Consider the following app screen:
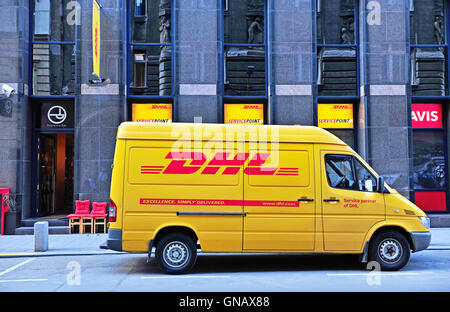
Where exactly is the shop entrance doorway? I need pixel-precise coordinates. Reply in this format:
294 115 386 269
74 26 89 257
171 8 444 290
35 133 74 217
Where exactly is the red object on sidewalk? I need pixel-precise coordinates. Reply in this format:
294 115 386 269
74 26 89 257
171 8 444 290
67 200 91 218
0 188 10 235
91 202 108 233
91 202 108 217
68 200 91 234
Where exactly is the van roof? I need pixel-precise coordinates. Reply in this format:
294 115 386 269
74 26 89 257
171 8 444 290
117 122 347 145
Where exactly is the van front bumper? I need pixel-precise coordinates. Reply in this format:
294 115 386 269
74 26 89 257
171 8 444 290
100 229 122 251
410 231 431 252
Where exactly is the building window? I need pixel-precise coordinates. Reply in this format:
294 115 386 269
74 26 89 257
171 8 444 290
412 103 448 212
31 0 76 96
128 0 172 96
410 0 448 96
318 103 356 149
223 0 266 97
316 0 358 97
133 51 148 88
135 0 147 17
315 1 358 150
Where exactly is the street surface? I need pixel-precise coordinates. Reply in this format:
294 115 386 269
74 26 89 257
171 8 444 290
0 249 449 292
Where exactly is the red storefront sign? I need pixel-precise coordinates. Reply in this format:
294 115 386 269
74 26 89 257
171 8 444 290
415 191 447 212
412 104 442 128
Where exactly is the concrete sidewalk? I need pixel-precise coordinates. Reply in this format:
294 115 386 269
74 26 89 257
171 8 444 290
0 233 126 257
0 229 448 258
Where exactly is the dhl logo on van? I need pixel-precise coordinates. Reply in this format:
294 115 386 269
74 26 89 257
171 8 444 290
140 152 299 176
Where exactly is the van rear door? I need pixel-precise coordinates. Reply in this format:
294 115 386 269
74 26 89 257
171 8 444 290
243 142 315 251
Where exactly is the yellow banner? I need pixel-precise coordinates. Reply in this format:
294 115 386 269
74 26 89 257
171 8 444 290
132 104 173 123
318 104 353 129
92 0 101 78
224 104 264 125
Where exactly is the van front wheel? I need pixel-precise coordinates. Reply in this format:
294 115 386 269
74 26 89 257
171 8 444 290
155 233 197 274
368 230 410 271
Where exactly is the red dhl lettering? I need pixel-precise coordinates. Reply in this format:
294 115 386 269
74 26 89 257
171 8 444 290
151 105 170 109
139 152 299 176
332 105 351 109
243 105 261 109
94 28 98 57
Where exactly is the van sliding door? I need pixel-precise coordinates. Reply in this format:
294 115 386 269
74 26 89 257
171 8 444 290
243 142 316 251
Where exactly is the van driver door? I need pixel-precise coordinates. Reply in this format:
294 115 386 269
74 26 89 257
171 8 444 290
320 152 385 251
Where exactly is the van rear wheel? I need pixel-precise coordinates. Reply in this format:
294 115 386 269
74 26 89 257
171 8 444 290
368 230 410 271
155 233 197 274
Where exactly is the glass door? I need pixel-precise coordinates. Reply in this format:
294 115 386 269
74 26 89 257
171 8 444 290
36 134 56 217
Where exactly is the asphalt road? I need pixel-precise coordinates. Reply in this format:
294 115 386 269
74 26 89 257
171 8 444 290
0 249 449 292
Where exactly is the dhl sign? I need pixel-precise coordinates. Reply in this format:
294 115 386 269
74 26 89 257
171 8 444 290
224 104 264 125
132 103 172 123
318 103 354 129
140 152 298 176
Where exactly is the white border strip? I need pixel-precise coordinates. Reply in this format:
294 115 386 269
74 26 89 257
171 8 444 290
369 85 406 96
179 84 217 96
275 84 312 96
81 83 120 95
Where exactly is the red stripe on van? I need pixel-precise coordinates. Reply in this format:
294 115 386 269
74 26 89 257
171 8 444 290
139 198 300 207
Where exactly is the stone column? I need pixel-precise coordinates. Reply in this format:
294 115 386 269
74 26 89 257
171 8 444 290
0 0 31 223
74 0 124 205
159 0 172 96
360 0 412 198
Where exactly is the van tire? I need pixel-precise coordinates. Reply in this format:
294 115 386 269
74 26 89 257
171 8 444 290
155 233 197 274
368 230 410 271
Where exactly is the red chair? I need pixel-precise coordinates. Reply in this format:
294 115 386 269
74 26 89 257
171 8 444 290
68 200 91 234
91 202 108 233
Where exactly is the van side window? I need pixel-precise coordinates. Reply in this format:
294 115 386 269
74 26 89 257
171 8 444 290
325 155 377 192
325 155 356 190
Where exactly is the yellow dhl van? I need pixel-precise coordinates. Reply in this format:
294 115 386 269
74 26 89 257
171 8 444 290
103 122 431 274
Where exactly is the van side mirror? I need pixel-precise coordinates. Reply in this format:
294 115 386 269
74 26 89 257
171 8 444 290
376 176 385 193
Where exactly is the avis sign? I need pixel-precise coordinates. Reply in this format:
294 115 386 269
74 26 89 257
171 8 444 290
412 104 442 129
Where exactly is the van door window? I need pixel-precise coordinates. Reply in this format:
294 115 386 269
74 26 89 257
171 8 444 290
325 155 356 190
354 158 377 192
325 154 377 192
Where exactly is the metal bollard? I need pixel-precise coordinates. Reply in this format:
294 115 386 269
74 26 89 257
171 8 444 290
34 221 49 252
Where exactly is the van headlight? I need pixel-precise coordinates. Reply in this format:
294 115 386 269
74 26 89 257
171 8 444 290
419 216 430 229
